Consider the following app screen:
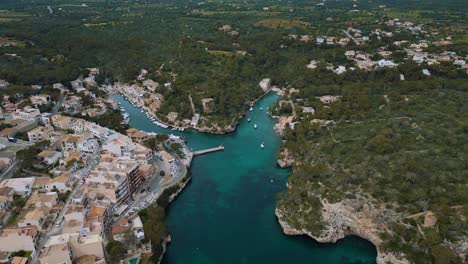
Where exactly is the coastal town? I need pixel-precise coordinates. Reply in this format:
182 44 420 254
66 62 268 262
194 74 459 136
0 0 466 263
0 72 201 263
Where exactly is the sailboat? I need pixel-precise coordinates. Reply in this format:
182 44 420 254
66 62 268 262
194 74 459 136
254 124 258 129
260 142 265 149
247 118 251 123
249 107 253 112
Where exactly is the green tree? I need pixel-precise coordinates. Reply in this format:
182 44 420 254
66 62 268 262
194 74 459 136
431 245 461 264
106 240 125 263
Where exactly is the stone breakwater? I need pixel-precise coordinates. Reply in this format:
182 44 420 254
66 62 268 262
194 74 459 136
275 200 410 264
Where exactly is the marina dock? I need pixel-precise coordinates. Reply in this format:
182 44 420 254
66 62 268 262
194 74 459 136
193 145 225 156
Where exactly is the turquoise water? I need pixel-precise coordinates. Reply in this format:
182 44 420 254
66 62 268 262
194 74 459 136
116 93 377 264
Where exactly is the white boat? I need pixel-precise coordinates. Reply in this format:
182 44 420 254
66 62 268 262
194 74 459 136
250 107 253 111
260 107 263 111
247 118 251 122
254 124 258 129
260 142 264 148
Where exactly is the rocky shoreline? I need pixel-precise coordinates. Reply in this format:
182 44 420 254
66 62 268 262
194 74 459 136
156 174 192 264
275 203 410 264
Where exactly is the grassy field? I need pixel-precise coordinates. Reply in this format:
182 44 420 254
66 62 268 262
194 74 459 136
255 18 310 29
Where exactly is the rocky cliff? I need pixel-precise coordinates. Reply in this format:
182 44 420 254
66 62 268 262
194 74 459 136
275 198 410 264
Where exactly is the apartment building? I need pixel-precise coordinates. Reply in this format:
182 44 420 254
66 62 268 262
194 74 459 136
0 177 36 196
30 94 51 106
0 226 39 252
39 243 72 264
27 125 54 143
60 132 98 157
46 233 105 262
102 134 152 164
12 106 41 121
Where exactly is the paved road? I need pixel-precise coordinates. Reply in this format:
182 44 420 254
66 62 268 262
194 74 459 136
30 149 101 264
0 137 32 148
51 93 65 116
0 162 17 180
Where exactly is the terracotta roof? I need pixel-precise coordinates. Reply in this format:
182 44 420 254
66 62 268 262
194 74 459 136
37 149 57 158
0 127 17 137
0 226 38 237
87 205 106 218
112 224 131 236
61 134 80 143
54 172 72 183
39 242 69 258
74 255 97 264
118 218 128 226
0 186 14 196
64 151 81 163
33 177 54 187
11 257 28 264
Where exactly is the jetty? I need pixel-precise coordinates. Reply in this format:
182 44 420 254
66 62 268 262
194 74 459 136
193 145 225 156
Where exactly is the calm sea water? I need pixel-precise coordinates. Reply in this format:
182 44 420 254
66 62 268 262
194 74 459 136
115 93 377 264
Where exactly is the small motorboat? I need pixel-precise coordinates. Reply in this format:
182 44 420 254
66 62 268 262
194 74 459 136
260 142 264 148
260 107 263 111
254 124 258 129
247 118 251 122
250 107 253 111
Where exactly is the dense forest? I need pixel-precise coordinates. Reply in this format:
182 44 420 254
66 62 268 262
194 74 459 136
1 0 466 126
276 79 467 263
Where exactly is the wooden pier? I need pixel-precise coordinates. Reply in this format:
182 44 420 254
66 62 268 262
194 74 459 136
193 145 225 156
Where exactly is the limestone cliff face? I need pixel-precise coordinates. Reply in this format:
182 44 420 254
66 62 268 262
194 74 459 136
275 199 410 264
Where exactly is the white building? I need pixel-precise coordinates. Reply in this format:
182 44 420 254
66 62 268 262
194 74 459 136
422 69 431 76
454 60 466 66
0 177 36 196
37 149 63 166
345 50 355 57
30 94 51 106
28 125 54 143
316 37 324 44
12 107 41 121
377 59 397 68
334 65 347 74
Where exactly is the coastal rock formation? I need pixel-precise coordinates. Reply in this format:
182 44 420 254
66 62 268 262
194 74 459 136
275 199 410 264
277 148 294 168
272 116 294 136
259 78 271 92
